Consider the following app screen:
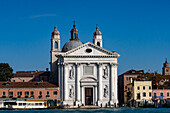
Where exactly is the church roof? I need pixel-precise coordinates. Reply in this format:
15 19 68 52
62 39 83 52
62 23 83 52
0 82 58 88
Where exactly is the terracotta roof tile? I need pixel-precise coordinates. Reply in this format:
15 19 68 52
0 82 58 88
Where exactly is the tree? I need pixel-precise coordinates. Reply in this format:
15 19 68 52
0 63 13 81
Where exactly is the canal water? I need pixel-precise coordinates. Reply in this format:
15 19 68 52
0 108 169 113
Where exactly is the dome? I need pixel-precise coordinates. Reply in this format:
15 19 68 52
62 39 83 52
52 30 60 35
93 30 101 35
93 25 101 35
52 26 60 35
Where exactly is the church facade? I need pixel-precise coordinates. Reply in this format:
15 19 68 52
50 24 120 106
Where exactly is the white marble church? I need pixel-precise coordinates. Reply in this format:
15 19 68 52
50 23 120 107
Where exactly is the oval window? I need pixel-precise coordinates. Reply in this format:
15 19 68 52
86 49 92 53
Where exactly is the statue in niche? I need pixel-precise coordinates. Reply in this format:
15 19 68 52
104 85 108 97
103 66 108 79
69 66 74 79
69 85 74 98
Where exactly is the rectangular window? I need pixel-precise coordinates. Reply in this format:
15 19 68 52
137 86 140 90
19 103 22 106
47 91 49 95
53 91 58 95
126 77 129 81
23 103 26 106
31 91 34 96
143 92 146 97
160 92 163 96
149 86 151 90
18 91 22 96
137 93 140 99
149 92 152 97
3 92 5 96
154 92 156 98
167 92 169 97
25 91 29 96
9 92 13 96
84 66 94 75
143 86 145 90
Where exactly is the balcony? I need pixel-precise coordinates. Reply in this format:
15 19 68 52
39 95 42 98
2 95 6 98
46 94 50 97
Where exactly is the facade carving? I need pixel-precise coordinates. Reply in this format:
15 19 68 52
103 66 108 79
69 85 74 98
104 85 108 97
69 66 74 79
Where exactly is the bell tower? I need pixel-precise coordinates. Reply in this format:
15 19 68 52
93 24 102 47
162 58 170 75
50 25 60 83
51 25 60 51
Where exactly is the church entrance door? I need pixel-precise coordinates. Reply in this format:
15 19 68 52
85 88 93 105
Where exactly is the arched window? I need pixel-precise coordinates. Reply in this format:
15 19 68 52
55 42 58 49
39 91 42 96
74 33 76 39
97 42 100 46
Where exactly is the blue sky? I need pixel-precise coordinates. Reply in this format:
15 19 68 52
0 0 170 74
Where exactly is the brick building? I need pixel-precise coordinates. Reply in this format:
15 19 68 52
0 82 59 100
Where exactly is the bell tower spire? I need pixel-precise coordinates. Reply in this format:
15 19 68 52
93 24 102 47
162 58 170 75
70 21 79 40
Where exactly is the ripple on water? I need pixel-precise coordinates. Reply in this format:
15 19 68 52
0 108 169 113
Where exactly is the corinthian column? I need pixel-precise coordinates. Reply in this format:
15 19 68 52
110 63 114 105
98 63 102 103
64 63 68 101
76 63 81 105
110 63 118 105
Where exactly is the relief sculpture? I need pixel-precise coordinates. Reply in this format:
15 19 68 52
103 66 108 79
104 85 108 97
69 85 74 98
69 66 74 79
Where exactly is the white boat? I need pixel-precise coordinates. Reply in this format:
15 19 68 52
0 99 47 109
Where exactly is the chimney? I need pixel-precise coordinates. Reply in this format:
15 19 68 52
46 68 49 71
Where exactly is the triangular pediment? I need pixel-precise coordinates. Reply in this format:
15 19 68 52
62 42 120 57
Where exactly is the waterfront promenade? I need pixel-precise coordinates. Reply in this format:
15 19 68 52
0 108 169 113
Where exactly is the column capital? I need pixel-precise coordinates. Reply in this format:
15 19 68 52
97 62 102 66
110 63 118 66
63 63 68 66
75 62 81 66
